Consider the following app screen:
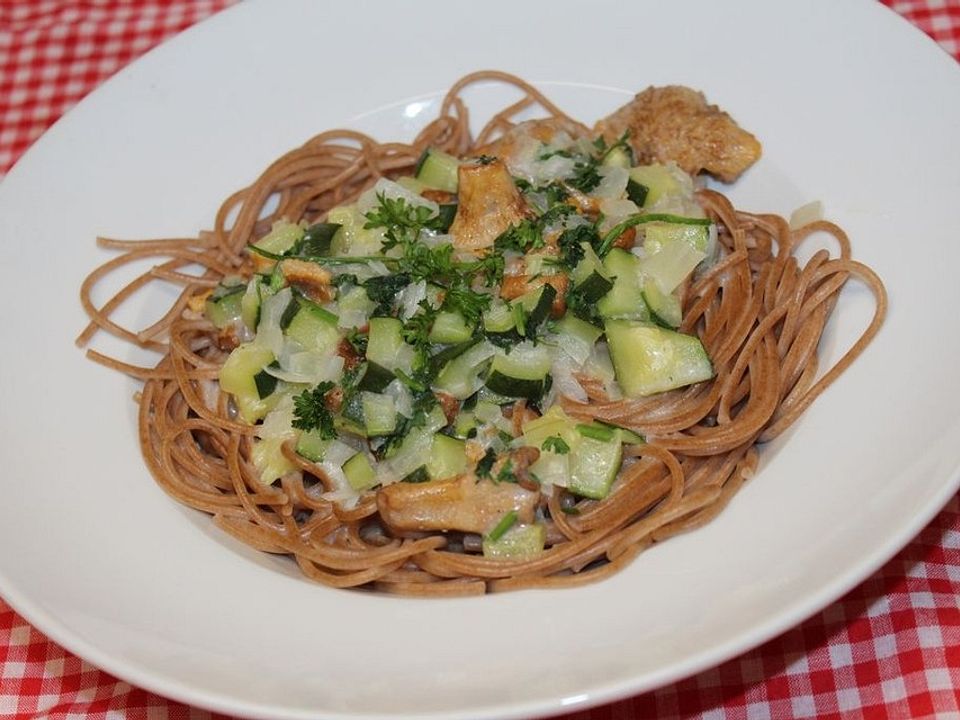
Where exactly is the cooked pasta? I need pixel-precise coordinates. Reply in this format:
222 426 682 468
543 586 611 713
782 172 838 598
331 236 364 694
77 71 886 595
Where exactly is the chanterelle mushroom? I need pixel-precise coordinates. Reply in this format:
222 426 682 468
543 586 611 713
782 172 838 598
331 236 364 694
594 85 762 183
280 258 334 303
449 158 528 252
377 475 538 534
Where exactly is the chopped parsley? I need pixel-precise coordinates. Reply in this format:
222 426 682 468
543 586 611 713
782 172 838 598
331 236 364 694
541 435 570 454
592 130 632 163
377 389 439 456
475 448 497 479
569 161 602 193
495 218 544 253
363 193 446 249
496 459 518 483
292 382 337 438
556 224 600 269
565 283 604 325
363 273 410 316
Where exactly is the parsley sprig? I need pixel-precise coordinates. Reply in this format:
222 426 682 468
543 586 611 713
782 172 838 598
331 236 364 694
364 193 446 250
292 381 337 438
364 194 498 328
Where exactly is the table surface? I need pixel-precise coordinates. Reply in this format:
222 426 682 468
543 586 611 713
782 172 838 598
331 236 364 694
1 1 959 718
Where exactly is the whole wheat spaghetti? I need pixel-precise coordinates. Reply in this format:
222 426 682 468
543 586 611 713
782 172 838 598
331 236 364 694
78 71 886 596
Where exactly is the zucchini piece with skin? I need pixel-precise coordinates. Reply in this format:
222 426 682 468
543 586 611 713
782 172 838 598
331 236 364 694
568 427 623 500
253 369 278 399
436 203 458 232
570 243 614 304
343 453 378 492
361 391 398 436
295 429 329 462
513 283 556 338
641 278 682 329
434 340 496 400
426 434 467 480
298 222 341 257
415 148 460 193
628 164 682 209
241 277 264 332
482 523 546 559
428 338 480 375
252 220 304 256
428 310 474 344
219 343 277 423
451 411 478 439
357 361 397 393
605 320 714 397
205 285 244 329
366 317 415 375
484 343 553 400
600 144 633 169
598 248 651 321
327 204 385 256
285 296 340 352
482 299 520 345
626 178 649 206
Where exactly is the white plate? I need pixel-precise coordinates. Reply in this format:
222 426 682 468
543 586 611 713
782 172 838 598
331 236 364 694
1 1 959 718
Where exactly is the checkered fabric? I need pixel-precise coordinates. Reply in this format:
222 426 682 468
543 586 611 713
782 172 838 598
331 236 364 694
886 0 960 58
0 0 234 174
1 1 959 718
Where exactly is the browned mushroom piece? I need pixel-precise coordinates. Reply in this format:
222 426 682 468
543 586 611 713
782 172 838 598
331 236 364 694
594 86 762 183
449 158 529 252
499 272 568 318
502 445 541 492
377 475 539 534
280 258 334 303
434 391 460 426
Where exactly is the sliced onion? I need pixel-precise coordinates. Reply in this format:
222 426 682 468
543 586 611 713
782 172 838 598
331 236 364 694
252 287 291 358
255 395 295 441
318 463 361 509
383 380 414 418
381 429 433 481
551 356 588 402
592 166 629 199
338 308 370 329
543 331 591 368
323 440 358 467
529 450 569 489
398 280 427 321
267 348 343 385
504 133 578 184
357 177 439 216
598 198 641 233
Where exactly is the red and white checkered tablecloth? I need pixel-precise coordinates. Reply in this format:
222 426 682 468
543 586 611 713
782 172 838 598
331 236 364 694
1 1 959 718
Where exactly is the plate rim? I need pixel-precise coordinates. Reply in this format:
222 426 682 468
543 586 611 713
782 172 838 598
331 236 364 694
2 1 960 718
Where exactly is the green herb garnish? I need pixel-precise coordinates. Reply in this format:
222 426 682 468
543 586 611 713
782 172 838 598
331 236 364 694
364 194 446 249
487 510 518 542
541 435 570 454
475 448 497 479
292 382 337 438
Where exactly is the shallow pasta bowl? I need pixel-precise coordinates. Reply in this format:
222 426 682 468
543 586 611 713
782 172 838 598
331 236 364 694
0 1 959 718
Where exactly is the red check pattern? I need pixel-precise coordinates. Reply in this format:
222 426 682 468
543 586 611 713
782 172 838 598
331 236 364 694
1 2 959 718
